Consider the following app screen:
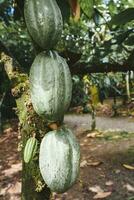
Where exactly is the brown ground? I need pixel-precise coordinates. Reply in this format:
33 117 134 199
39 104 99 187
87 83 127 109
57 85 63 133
0 116 134 200
0 119 21 200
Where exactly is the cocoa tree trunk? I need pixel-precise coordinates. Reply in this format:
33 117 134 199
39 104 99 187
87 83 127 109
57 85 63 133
1 52 51 200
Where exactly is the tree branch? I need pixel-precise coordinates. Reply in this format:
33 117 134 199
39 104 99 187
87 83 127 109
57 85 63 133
70 62 134 75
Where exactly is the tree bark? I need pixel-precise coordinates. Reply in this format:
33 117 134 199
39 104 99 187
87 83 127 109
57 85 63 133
1 51 51 200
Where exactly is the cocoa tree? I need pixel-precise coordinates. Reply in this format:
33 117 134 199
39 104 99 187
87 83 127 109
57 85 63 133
1 0 134 199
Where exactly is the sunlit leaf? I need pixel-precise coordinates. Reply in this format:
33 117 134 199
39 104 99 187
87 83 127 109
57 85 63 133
124 183 134 192
80 160 88 168
89 185 103 193
79 0 94 19
93 191 112 199
105 181 114 186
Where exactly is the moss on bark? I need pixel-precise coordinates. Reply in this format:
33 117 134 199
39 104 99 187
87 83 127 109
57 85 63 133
1 52 51 200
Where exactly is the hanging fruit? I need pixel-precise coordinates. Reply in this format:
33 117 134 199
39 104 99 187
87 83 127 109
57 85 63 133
24 0 63 49
39 127 80 193
30 51 72 123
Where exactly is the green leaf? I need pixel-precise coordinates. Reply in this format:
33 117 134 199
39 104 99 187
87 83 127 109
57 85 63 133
109 8 134 26
79 0 94 19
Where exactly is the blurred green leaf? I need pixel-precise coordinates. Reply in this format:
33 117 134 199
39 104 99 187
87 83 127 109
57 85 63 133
0 0 5 4
79 0 94 19
109 8 134 26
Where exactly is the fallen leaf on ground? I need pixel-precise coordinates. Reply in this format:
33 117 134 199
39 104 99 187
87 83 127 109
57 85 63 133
80 160 88 168
105 181 114 186
123 164 134 170
80 143 84 146
87 161 102 167
93 191 112 199
124 183 134 192
115 169 120 174
89 185 103 193
80 159 102 168
87 131 102 138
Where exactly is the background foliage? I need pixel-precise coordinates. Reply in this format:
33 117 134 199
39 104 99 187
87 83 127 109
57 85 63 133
0 0 134 110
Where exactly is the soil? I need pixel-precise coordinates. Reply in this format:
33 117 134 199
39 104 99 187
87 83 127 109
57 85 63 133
0 119 21 200
0 115 134 200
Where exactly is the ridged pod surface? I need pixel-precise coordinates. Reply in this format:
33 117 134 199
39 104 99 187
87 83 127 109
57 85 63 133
24 0 63 49
24 137 38 163
39 127 80 193
30 51 72 123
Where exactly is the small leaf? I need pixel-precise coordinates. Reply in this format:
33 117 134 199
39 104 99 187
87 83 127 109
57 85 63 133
93 191 112 199
89 185 104 193
124 183 134 192
87 131 102 138
87 161 102 167
105 181 114 186
123 164 134 170
80 160 88 168
79 0 94 19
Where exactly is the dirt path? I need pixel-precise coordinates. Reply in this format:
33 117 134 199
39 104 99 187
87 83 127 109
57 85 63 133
0 116 134 200
65 114 134 132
